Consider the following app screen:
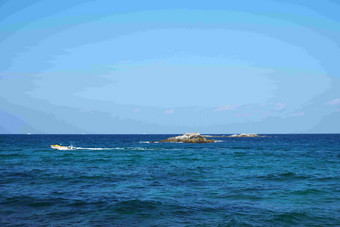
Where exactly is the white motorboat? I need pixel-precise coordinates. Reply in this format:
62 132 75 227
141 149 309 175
50 144 73 150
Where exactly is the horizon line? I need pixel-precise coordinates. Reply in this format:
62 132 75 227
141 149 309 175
1 133 340 135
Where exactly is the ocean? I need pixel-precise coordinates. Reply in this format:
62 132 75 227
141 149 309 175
0 134 339 226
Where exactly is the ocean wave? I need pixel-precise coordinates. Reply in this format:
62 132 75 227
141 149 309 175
256 172 310 181
2 195 67 207
291 188 324 195
113 199 162 214
71 146 162 151
272 211 312 225
0 153 23 157
139 141 159 143
73 147 121 151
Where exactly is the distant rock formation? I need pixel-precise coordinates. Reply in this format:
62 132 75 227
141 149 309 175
159 133 215 143
228 133 262 137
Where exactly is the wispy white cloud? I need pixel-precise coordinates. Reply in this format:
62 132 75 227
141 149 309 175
236 112 251 117
291 111 304 117
215 104 240 112
133 108 141 112
262 112 273 117
164 109 175 114
326 98 340 105
274 102 287 111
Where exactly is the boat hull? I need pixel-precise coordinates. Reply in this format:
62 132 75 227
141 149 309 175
50 145 72 150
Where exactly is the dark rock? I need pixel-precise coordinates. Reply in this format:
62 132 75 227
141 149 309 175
159 133 215 143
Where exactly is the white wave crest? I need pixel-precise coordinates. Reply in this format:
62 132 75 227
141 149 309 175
139 141 159 144
71 146 161 151
73 147 123 150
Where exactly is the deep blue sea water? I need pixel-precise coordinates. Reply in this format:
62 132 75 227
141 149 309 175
0 134 339 226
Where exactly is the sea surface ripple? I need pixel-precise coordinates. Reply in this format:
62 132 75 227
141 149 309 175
0 134 339 226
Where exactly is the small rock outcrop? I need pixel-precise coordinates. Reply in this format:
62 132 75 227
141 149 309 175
228 133 262 137
159 133 215 143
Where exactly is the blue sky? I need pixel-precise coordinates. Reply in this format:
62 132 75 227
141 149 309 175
1 0 340 133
